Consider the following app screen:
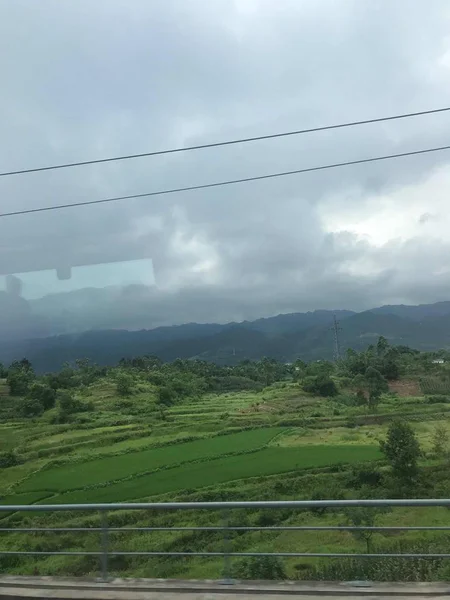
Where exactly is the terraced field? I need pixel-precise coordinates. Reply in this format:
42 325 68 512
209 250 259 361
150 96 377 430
42 444 380 504
19 427 284 493
1 371 449 581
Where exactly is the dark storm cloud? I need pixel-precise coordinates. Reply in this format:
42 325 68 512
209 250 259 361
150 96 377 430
1 0 450 333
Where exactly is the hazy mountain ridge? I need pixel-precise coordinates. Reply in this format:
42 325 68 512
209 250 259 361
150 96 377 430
3 297 450 372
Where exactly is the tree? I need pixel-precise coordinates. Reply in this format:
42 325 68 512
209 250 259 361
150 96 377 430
365 367 388 409
306 360 334 377
432 423 449 457
14 358 33 372
343 349 368 377
355 389 367 406
7 358 35 396
343 507 386 553
157 386 177 406
381 357 400 381
292 359 306 381
303 375 338 397
380 421 421 482
116 372 134 397
75 358 102 386
376 336 389 356
56 390 87 414
28 383 56 410
7 369 34 396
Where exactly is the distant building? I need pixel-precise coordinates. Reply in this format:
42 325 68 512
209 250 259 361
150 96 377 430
432 359 445 364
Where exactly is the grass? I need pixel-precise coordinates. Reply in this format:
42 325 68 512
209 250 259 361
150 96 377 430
0 425 27 451
274 420 450 450
0 491 54 506
24 424 142 450
19 428 285 493
42 444 381 504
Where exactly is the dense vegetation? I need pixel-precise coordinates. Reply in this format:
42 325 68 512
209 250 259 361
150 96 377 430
1 338 450 581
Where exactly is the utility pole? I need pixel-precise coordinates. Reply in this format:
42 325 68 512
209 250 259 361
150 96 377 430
331 314 342 362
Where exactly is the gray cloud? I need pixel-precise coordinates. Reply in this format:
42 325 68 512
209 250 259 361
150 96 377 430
1 0 450 336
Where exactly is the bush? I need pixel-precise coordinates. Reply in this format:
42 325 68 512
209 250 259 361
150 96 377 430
16 397 44 418
211 376 264 393
348 466 382 489
56 390 93 415
426 395 449 404
0 450 20 468
235 555 286 580
254 511 277 527
309 485 345 515
334 394 357 406
346 417 357 429
303 375 338 397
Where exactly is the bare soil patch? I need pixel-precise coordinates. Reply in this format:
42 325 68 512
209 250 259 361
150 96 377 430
389 379 421 397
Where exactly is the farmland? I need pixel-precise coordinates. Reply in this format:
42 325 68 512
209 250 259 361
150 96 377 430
1 345 450 580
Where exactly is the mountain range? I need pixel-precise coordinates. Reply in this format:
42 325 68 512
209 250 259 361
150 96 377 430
2 295 450 372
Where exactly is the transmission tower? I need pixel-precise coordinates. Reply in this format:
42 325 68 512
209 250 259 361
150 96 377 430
331 314 342 362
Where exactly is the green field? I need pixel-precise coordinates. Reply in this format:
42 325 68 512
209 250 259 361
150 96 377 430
19 428 284 493
0 491 54 506
44 444 380 504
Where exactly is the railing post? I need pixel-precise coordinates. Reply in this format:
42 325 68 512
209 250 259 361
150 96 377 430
221 508 233 584
100 510 109 581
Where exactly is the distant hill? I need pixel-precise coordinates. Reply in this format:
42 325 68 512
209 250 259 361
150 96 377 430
3 297 450 372
371 301 450 321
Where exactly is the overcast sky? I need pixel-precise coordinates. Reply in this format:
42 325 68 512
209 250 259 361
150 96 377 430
2 0 450 330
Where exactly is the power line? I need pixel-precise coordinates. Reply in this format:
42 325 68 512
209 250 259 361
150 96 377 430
1 142 449 218
1 106 450 178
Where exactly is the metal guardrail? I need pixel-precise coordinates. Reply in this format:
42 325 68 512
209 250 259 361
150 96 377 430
0 500 449 581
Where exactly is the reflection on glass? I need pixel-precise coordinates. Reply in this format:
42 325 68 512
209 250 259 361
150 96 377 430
0 259 155 340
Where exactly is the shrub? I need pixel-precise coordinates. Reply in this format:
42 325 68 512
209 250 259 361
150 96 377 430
426 395 449 404
211 376 264 392
303 375 338 397
346 417 357 429
334 394 357 406
309 485 345 515
348 466 382 489
16 397 44 418
254 511 277 527
54 390 93 421
0 450 20 468
235 555 286 580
